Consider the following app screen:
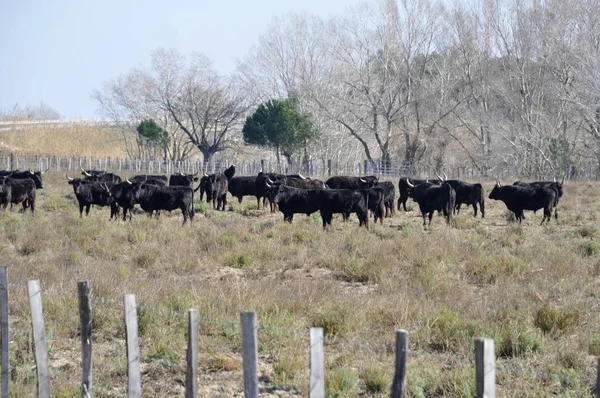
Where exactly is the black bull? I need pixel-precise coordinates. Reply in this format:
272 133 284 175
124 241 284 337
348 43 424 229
132 184 195 225
0 177 36 212
397 177 442 211
266 184 370 229
489 183 557 224
407 180 456 226
66 177 113 217
443 179 485 218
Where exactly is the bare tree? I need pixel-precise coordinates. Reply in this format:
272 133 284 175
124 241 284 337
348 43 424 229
93 49 248 163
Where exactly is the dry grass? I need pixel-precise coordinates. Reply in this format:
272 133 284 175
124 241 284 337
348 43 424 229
1 173 600 396
0 124 128 157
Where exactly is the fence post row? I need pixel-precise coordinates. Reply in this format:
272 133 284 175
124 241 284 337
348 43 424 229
78 280 92 398
0 267 8 398
241 312 258 398
185 309 199 398
27 280 50 398
2 277 600 395
124 295 141 398
309 328 325 398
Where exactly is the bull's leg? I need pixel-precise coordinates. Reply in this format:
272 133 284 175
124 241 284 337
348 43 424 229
455 203 461 214
222 195 227 211
79 204 84 218
122 207 128 221
238 196 242 204
284 214 293 223
473 204 477 218
29 199 35 213
181 206 187 225
428 212 434 226
554 207 558 220
86 205 91 216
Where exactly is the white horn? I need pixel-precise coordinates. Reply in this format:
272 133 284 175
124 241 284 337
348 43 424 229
443 172 448 180
360 178 366 182
435 171 444 181
298 173 306 179
66 174 74 181
126 179 132 185
406 179 414 188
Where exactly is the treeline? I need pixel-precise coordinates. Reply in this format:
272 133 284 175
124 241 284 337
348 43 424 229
94 0 600 177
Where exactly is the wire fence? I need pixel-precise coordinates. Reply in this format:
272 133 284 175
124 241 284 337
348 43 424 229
3 279 597 396
1 151 598 182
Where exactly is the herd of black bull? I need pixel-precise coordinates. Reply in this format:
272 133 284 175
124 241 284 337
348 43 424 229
0 166 565 228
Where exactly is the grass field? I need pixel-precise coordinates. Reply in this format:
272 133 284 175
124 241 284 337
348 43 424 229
2 172 600 397
0 124 128 158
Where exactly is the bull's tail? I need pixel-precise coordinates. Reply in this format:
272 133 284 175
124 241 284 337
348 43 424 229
361 190 370 229
475 183 485 218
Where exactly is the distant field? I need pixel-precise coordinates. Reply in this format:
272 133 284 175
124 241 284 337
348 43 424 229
1 173 598 396
0 123 129 158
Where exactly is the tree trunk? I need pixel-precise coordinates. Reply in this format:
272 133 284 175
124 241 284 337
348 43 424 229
275 145 281 173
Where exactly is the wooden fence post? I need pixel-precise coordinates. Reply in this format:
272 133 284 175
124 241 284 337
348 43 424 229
0 267 8 398
309 328 325 398
185 309 199 398
78 280 92 398
475 338 495 398
390 329 408 398
241 312 258 398
597 358 600 398
27 280 50 398
124 295 141 398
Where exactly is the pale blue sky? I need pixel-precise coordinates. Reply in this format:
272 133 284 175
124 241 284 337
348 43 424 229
0 0 359 118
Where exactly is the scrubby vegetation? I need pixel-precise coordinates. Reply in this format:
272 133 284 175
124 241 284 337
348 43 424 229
2 174 599 396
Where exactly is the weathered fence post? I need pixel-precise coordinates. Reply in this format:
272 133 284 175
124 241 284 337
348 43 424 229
241 312 258 398
78 280 92 398
27 280 50 398
390 329 408 398
310 328 325 398
475 338 495 398
124 295 141 398
185 309 199 398
0 267 8 398
597 358 600 398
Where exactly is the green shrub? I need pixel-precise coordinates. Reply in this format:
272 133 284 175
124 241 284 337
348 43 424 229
217 234 235 247
589 331 600 355
580 241 600 257
312 306 353 338
361 364 389 394
429 309 474 353
576 225 597 238
134 251 157 268
225 254 254 268
534 303 580 335
326 368 359 398
497 324 543 358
